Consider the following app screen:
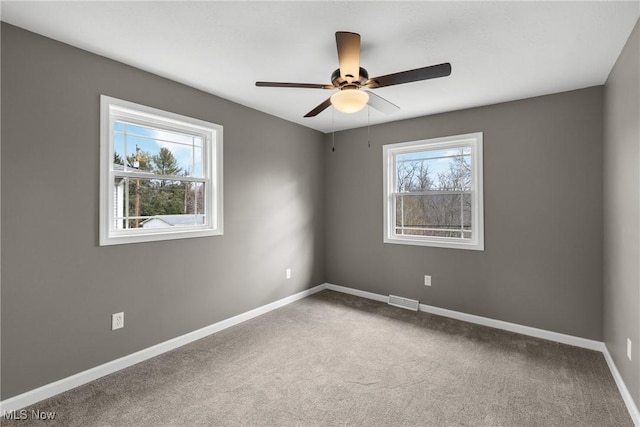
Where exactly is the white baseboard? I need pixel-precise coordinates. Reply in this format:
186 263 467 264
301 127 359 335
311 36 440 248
324 283 388 303
0 284 326 413
603 347 640 426
418 302 605 351
325 282 603 350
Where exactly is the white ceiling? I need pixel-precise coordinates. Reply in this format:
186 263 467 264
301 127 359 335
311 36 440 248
2 1 639 133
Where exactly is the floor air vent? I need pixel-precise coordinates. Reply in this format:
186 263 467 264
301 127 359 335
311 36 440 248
388 295 419 311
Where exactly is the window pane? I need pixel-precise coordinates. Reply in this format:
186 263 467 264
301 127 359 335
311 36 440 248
114 121 204 178
395 194 471 238
396 148 471 192
114 177 205 229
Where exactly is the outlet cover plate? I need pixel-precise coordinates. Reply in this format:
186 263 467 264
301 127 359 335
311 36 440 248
112 312 124 330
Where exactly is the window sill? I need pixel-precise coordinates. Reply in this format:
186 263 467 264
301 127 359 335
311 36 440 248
100 227 223 246
384 235 484 251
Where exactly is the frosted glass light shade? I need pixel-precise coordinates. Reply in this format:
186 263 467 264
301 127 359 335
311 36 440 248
330 90 369 113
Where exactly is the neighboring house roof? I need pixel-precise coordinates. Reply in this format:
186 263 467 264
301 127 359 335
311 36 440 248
114 163 157 185
141 214 205 228
113 163 156 175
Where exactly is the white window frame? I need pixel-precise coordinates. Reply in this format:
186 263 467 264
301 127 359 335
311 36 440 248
383 132 484 251
99 95 223 246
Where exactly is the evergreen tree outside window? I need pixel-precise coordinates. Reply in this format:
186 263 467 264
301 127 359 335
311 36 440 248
100 96 223 245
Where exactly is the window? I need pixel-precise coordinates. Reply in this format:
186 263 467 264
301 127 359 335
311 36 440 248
100 95 223 245
383 132 483 250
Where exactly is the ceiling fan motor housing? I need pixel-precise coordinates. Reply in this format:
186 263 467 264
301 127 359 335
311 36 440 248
331 67 369 89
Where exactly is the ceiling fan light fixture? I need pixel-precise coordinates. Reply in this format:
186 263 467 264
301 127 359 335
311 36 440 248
330 89 369 113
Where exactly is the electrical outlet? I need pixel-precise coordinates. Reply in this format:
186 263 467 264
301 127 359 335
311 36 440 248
424 275 431 286
112 312 124 330
286 268 291 279
628 338 632 361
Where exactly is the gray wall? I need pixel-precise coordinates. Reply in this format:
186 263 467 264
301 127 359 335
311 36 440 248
1 24 325 399
604 18 640 409
325 87 604 340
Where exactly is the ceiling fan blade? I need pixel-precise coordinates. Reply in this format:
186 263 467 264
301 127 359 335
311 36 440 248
366 91 400 114
336 32 361 83
304 97 333 117
256 82 334 89
366 63 452 88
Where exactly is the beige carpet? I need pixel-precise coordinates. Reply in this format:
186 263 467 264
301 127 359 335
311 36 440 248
2 290 632 426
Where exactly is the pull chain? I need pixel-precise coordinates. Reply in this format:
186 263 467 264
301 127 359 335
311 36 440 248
332 107 336 152
367 105 371 148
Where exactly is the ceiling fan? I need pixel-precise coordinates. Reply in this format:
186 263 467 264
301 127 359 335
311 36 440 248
256 31 451 118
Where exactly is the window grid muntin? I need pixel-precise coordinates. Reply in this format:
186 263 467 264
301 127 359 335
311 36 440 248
392 144 474 241
393 192 473 239
113 119 206 179
113 176 206 230
110 117 211 232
